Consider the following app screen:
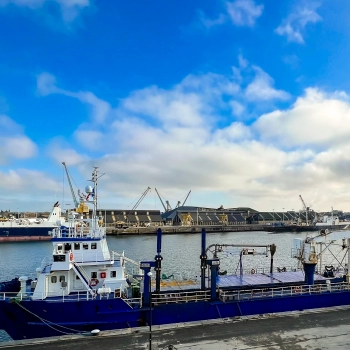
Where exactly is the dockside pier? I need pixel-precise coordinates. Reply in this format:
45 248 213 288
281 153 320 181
1 306 349 349
106 224 265 235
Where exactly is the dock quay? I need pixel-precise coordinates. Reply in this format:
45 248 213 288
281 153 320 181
106 224 265 235
1 306 350 349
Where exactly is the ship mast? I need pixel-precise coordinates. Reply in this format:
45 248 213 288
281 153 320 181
88 167 104 231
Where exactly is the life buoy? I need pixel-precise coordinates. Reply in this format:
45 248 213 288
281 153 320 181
90 278 99 287
69 252 74 261
294 286 301 293
250 269 256 274
100 272 106 279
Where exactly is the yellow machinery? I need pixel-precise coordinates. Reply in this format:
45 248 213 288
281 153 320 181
181 213 193 226
219 214 228 224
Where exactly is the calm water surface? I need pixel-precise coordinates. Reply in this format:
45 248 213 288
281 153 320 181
0 230 326 342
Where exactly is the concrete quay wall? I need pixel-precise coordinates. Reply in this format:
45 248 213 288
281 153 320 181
1 306 350 350
106 224 265 235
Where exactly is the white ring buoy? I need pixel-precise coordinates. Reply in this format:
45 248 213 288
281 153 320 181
69 252 74 261
90 278 99 287
251 269 256 274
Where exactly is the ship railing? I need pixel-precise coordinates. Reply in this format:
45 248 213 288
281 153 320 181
232 264 346 275
232 266 301 275
151 290 211 305
1 290 142 305
219 281 350 302
110 251 141 275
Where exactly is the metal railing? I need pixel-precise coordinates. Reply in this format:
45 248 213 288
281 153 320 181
152 290 211 304
219 281 350 302
1 289 142 304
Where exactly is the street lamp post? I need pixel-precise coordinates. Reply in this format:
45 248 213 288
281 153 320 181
147 271 152 350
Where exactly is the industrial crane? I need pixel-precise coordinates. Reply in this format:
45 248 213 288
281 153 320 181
62 162 89 214
155 188 167 212
182 190 191 206
175 190 192 208
155 188 192 212
131 187 151 210
299 195 309 226
62 162 79 209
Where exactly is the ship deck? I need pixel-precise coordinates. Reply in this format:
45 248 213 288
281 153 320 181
158 270 329 292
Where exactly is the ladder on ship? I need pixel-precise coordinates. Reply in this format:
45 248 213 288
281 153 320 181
71 262 95 296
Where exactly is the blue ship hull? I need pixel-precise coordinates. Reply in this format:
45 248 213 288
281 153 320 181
1 288 350 340
0 227 53 242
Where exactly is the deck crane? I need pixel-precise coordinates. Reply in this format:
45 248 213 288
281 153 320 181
299 195 309 226
293 228 350 284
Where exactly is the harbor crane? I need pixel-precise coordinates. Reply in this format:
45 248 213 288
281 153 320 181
165 200 172 211
155 188 172 211
155 188 167 212
62 162 79 208
131 187 151 210
299 195 309 226
155 189 192 212
182 190 191 206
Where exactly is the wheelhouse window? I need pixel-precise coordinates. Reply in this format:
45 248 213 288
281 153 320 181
64 243 71 251
51 276 57 283
57 244 63 253
53 255 66 262
59 276 65 282
74 243 80 250
110 271 116 278
91 243 97 249
83 243 89 250
91 272 97 278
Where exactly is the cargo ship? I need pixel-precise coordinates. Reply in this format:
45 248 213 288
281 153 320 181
1 168 350 340
265 216 349 233
0 202 65 242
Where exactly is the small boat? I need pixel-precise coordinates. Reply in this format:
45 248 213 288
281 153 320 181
0 202 65 242
2 168 350 341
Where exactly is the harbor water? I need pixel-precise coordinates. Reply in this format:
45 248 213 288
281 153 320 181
0 229 340 342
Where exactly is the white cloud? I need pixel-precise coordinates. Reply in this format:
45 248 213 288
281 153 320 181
0 115 37 164
74 129 104 150
47 140 88 165
37 72 111 123
253 88 350 148
195 0 263 29
226 0 264 27
0 169 63 211
245 66 290 101
198 10 227 29
0 0 90 23
32 67 350 212
275 3 322 43
230 100 245 116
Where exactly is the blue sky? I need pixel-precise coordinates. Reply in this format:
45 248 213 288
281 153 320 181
1 0 350 213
